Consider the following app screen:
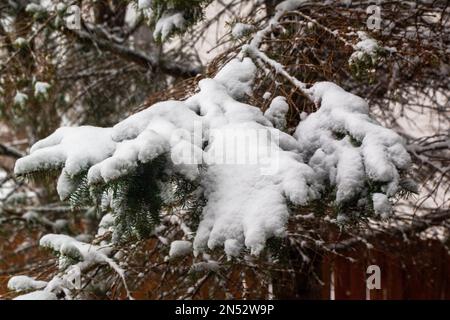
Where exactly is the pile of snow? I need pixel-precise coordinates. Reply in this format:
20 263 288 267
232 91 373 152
14 290 57 300
138 0 152 9
295 81 410 211
264 96 289 130
8 276 47 292
13 37 27 48
169 240 192 258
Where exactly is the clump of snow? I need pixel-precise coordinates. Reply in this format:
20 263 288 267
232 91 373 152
13 37 27 48
8 276 48 292
232 23 255 39
190 261 220 273
153 12 185 41
97 213 115 236
138 0 152 9
15 126 116 200
137 0 153 20
34 81 51 98
264 96 289 130
55 3 67 13
372 193 392 217
25 3 45 14
214 57 256 100
262 92 271 100
169 240 192 258
224 239 242 258
349 31 380 65
14 91 28 107
299 111 308 120
295 81 410 207
14 290 57 300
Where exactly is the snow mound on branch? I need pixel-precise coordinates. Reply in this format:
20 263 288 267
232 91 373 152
15 126 116 200
214 58 256 100
14 290 57 300
40 234 113 263
264 96 289 130
295 81 410 207
186 70 320 255
30 233 131 299
372 193 392 217
169 240 192 258
8 276 47 292
153 12 185 41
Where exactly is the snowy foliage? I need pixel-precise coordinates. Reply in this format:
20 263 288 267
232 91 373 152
6 0 432 300
11 233 130 300
15 56 410 258
348 31 381 78
295 82 410 213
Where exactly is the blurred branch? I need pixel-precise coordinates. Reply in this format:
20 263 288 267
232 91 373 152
64 26 202 78
0 143 24 159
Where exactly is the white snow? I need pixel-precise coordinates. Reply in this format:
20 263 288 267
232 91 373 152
13 37 27 47
153 12 185 41
14 290 57 300
34 81 51 97
25 3 44 14
97 213 115 236
349 31 380 65
138 0 152 9
15 126 116 200
264 96 289 130
169 240 192 258
8 276 48 292
232 23 255 39
275 0 308 12
372 193 392 217
190 261 220 273
16 56 411 257
295 81 410 206
14 91 28 107
35 233 131 299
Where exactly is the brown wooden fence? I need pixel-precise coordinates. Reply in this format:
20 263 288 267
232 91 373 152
321 238 450 299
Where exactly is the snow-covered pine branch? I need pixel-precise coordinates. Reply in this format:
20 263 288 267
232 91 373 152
7 0 432 300
15 53 411 258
